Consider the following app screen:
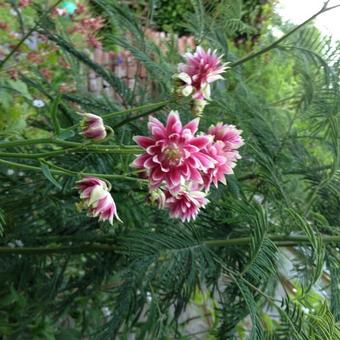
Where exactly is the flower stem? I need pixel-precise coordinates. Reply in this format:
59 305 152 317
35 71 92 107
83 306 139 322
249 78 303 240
0 158 147 184
0 137 142 160
0 146 141 159
102 99 175 119
111 98 178 129
0 244 114 255
0 138 55 148
63 98 175 132
0 235 338 256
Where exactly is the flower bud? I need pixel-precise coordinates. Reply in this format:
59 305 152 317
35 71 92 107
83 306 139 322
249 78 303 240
79 113 107 141
76 177 121 224
88 187 122 225
172 72 193 97
149 188 166 209
191 99 208 117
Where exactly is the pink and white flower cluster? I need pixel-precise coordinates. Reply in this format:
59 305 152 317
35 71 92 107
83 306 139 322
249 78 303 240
76 177 122 225
173 46 230 115
133 111 243 222
74 46 241 224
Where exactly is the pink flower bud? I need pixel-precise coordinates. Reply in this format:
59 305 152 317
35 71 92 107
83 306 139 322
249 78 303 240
149 188 166 209
88 187 122 225
76 177 121 225
76 176 108 200
79 113 107 141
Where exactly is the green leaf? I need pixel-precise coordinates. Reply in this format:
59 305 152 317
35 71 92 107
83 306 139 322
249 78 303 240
50 95 61 136
59 128 75 140
6 79 32 100
41 164 62 190
0 208 5 237
288 209 326 292
56 329 82 340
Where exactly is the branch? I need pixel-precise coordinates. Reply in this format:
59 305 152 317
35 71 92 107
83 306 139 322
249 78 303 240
111 98 179 129
204 234 340 247
0 147 141 159
0 244 114 255
0 235 339 255
230 2 340 68
0 158 147 184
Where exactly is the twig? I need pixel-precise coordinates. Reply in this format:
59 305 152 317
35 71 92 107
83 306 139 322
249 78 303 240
230 2 340 68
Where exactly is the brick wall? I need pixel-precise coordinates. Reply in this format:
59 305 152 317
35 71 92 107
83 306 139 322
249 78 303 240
88 30 195 97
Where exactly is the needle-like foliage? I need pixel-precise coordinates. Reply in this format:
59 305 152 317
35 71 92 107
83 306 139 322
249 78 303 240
0 0 339 338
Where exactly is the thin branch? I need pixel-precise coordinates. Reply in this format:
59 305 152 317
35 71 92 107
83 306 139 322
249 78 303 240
111 98 178 129
203 235 340 247
0 244 114 255
0 158 147 184
230 2 340 68
0 147 140 159
0 235 339 256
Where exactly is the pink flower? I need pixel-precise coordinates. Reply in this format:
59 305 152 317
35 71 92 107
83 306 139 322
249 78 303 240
81 17 105 31
133 111 215 190
202 141 240 190
76 176 108 200
88 189 122 225
164 185 209 222
79 113 107 141
177 46 229 100
86 35 102 49
76 177 121 224
18 0 31 7
208 123 244 150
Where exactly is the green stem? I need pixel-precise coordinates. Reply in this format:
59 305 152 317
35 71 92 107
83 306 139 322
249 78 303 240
0 137 140 151
0 138 54 148
0 147 81 159
1 235 338 255
0 0 64 70
0 158 147 184
230 2 340 68
203 235 340 247
63 99 175 132
0 147 141 159
111 98 178 129
102 99 174 119
0 244 114 255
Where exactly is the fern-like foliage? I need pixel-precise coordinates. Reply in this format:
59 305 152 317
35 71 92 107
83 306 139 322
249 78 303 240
0 0 339 338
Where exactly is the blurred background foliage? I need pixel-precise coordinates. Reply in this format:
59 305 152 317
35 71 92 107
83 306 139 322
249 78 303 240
0 0 339 338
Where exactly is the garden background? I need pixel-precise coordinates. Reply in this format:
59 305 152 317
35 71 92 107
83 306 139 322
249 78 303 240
0 0 339 338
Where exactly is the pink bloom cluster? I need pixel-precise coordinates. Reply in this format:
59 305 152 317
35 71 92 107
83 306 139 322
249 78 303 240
133 111 243 222
174 46 230 115
76 177 121 225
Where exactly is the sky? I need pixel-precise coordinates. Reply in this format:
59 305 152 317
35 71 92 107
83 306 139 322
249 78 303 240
276 0 340 40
